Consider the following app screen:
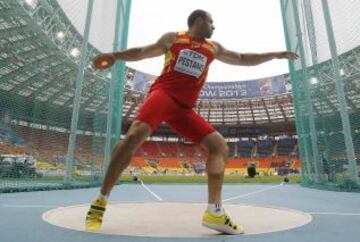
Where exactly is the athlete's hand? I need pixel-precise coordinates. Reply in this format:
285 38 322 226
275 51 299 60
92 53 116 70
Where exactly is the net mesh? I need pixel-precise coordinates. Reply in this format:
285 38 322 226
0 0 130 192
280 0 360 191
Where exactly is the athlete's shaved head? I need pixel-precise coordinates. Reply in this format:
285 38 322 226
187 9 214 39
187 9 209 28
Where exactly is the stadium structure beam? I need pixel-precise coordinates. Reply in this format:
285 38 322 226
93 82 129 113
197 100 202 114
0 52 58 82
81 74 116 102
249 100 255 124
4 60 64 96
311 101 319 115
124 102 136 119
344 93 356 111
0 35 40 52
322 95 337 113
275 96 288 122
0 9 27 26
46 82 78 106
124 93 139 119
261 98 272 123
0 26 35 39
207 103 211 122
0 56 23 69
0 44 51 68
222 101 225 125
343 73 360 110
60 77 99 106
27 69 75 99
0 41 48 58
236 101 241 125
9 61 66 94
80 82 109 109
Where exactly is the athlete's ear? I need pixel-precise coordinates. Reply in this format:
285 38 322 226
194 17 204 26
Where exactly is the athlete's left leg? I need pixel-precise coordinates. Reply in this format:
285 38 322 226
167 110 225 204
200 131 228 204
167 110 244 234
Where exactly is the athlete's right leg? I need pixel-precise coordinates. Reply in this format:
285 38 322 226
167 110 244 235
86 89 171 231
99 89 173 196
86 121 151 231
100 120 152 196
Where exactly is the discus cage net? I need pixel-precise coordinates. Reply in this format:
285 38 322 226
0 0 132 192
1 0 359 193
280 0 360 191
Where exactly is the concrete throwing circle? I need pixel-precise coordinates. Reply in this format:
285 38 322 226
42 202 312 237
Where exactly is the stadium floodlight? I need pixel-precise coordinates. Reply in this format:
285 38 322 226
56 31 65 41
25 0 38 8
70 48 80 58
309 77 318 85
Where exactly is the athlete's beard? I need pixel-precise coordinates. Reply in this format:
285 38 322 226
205 31 213 39
196 28 212 39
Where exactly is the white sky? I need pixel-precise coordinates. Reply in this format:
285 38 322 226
57 0 290 82
127 0 290 82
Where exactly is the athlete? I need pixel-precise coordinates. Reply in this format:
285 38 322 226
86 9 298 235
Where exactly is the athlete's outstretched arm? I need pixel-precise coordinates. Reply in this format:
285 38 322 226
213 42 299 66
92 32 176 70
112 32 176 61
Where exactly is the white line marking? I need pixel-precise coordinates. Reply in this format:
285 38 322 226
222 182 284 203
2 205 55 208
309 212 360 216
140 179 163 201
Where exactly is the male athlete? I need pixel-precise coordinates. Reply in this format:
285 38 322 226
86 9 298 235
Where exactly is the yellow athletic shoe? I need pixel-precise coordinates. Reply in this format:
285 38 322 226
85 197 107 231
202 209 245 235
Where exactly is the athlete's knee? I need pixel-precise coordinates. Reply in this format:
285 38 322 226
219 143 229 158
208 140 229 159
207 165 225 179
124 131 145 151
202 132 229 159
123 121 151 151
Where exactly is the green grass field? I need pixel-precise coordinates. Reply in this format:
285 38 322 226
1 175 301 185
0 175 301 192
119 175 301 184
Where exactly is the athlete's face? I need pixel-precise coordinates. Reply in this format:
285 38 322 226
199 13 215 38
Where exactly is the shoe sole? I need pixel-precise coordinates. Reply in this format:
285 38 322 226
202 222 245 235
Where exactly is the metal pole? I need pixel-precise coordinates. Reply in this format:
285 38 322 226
291 0 322 183
103 0 132 173
114 0 132 142
303 0 329 179
65 0 94 185
321 0 358 183
103 75 116 174
280 0 312 181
